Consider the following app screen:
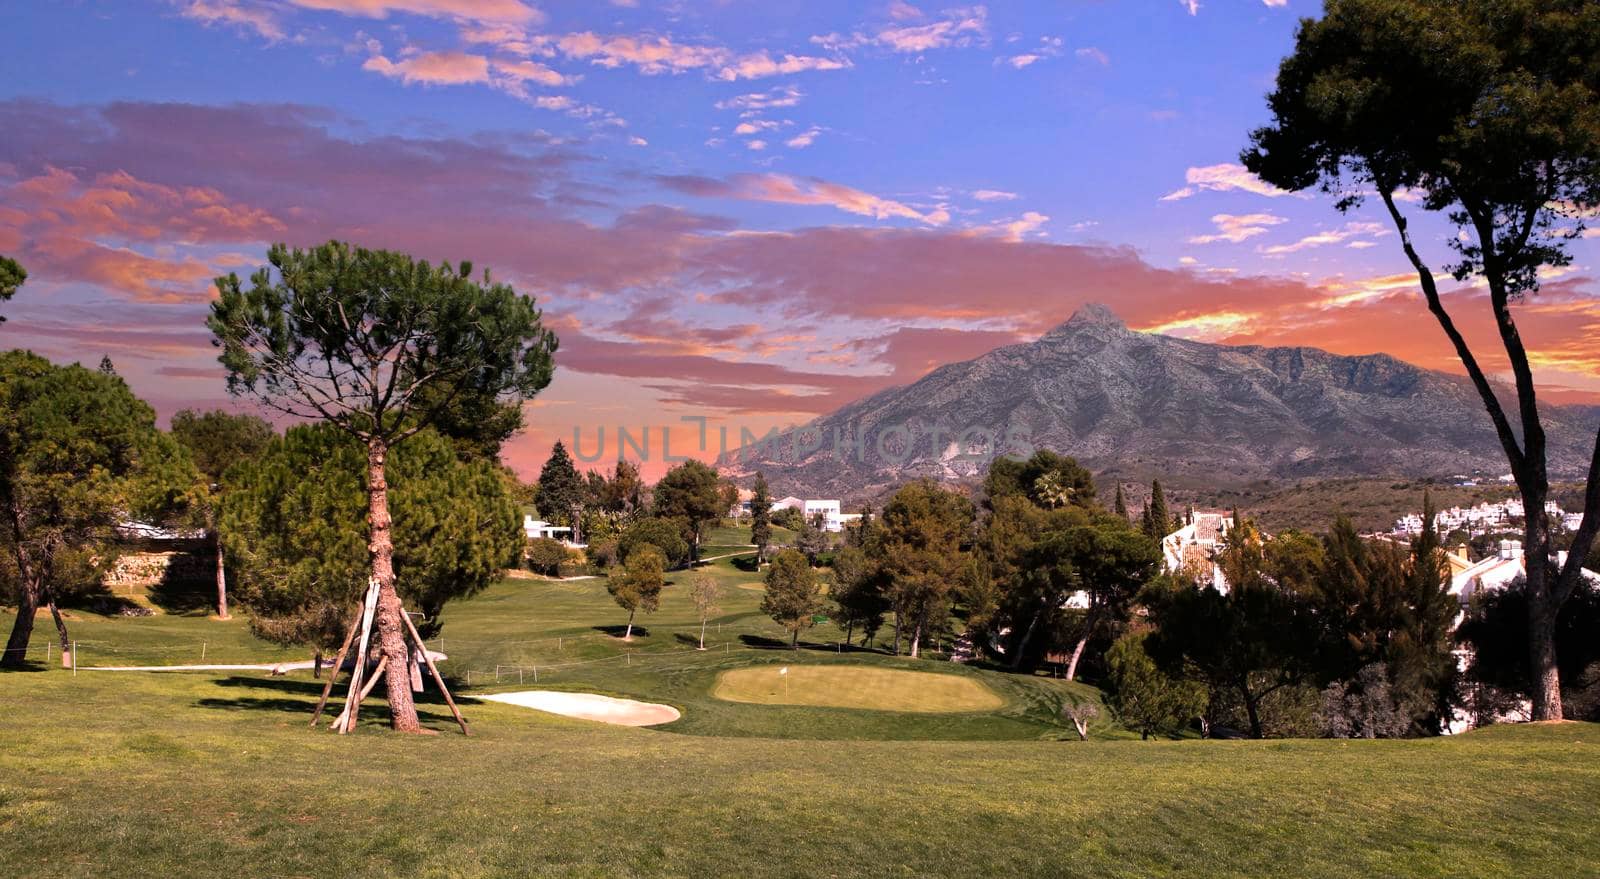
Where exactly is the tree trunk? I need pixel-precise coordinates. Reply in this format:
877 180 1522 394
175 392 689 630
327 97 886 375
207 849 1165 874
624 608 635 641
844 619 854 648
698 617 707 650
313 648 323 679
1527 584 1563 722
1064 633 1090 683
892 613 902 655
1242 684 1264 739
791 628 799 649
1524 514 1564 721
2 503 41 668
367 437 421 734
214 529 230 620
1010 606 1045 670
44 585 70 661
909 619 922 658
2 572 38 668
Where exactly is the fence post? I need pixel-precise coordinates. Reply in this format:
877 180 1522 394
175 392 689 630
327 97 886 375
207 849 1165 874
201 641 207 662
45 641 51 665
518 668 523 685
533 666 538 683
495 665 501 682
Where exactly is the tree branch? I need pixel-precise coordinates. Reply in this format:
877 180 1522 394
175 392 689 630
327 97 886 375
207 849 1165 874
1555 425 1600 608
1377 187 1527 473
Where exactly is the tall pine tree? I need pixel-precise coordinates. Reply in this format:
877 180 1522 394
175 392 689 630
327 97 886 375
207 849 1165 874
750 472 772 555
535 440 585 537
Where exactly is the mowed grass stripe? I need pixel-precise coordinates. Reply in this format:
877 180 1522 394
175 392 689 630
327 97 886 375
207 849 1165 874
712 665 1006 712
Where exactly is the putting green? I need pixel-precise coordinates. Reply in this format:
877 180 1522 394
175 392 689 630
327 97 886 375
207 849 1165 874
711 665 1006 713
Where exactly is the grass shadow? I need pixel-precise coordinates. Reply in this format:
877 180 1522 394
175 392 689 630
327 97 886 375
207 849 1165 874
196 674 466 724
731 555 760 573
591 624 650 639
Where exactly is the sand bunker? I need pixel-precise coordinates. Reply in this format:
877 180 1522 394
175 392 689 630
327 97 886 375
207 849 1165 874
479 690 680 726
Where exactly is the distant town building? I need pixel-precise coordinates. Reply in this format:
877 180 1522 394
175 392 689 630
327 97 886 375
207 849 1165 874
1393 499 1570 538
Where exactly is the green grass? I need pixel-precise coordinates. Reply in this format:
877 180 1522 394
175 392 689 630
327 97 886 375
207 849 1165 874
2 670 1598 878
712 664 1005 712
4 523 1600 876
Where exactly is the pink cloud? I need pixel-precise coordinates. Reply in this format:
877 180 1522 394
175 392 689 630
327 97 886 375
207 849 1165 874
657 173 946 225
1161 163 1293 201
180 1 286 40
286 0 541 24
363 50 492 85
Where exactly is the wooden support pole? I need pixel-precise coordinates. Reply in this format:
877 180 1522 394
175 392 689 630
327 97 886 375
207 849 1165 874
399 608 469 736
333 656 388 733
310 607 363 728
338 581 381 735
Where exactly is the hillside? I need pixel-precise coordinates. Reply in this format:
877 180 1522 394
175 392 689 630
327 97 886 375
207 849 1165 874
720 304 1600 502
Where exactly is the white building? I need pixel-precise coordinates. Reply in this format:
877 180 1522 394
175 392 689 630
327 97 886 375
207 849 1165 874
803 499 844 532
750 496 849 532
523 515 585 548
1161 511 1235 593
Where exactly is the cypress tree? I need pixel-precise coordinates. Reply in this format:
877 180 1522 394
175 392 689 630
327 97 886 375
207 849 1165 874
750 472 772 554
1114 483 1129 521
1143 479 1172 540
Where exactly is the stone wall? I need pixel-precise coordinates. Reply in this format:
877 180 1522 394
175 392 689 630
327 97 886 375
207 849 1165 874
103 551 213 589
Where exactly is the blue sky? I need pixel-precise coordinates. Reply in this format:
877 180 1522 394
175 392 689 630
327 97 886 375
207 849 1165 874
2 1 1595 476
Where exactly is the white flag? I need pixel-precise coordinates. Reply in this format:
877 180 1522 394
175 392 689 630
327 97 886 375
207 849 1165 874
779 667 788 675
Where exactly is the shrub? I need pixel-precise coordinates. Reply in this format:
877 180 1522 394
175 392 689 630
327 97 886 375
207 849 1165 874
525 538 570 576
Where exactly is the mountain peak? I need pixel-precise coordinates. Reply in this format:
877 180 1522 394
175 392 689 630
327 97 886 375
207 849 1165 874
1043 303 1127 338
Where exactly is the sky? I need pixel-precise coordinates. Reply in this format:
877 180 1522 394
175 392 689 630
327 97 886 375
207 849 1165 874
2 0 1597 480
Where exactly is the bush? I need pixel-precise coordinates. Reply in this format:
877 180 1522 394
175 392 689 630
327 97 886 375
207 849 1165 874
1106 633 1207 740
525 538 570 576
620 517 690 568
1319 663 1414 739
771 507 806 532
586 540 620 569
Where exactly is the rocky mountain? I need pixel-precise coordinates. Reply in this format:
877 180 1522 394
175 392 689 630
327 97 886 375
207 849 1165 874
718 303 1599 502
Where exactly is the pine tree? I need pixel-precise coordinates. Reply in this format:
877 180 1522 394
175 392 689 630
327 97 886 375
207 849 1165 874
223 425 521 646
0 254 24 323
209 241 557 733
1114 483 1129 521
750 472 772 554
2 352 193 667
607 544 664 641
653 460 722 551
170 409 276 620
535 440 585 536
762 548 822 648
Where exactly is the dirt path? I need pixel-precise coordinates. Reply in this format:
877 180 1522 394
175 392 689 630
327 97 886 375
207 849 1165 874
695 549 757 563
85 650 447 673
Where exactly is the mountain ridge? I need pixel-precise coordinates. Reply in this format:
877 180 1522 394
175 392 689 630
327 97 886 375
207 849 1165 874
719 304 1600 502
